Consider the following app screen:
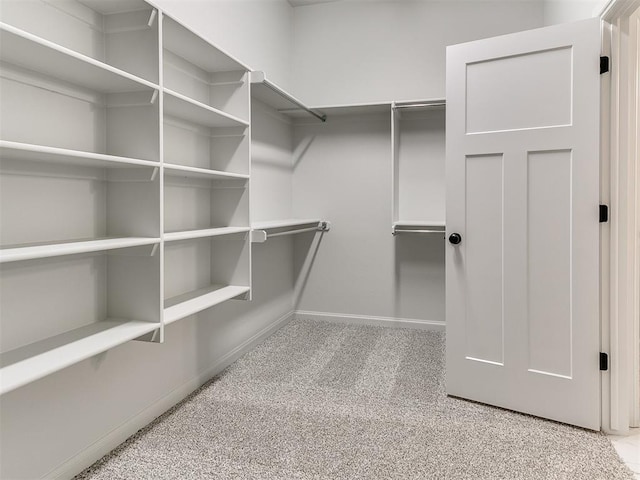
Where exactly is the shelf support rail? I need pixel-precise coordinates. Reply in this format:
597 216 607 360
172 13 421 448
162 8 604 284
252 221 330 243
262 79 327 122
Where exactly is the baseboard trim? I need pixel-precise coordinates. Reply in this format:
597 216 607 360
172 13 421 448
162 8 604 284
47 310 294 480
294 310 445 331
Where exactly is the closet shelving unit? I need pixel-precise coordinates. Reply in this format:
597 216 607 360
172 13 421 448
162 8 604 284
161 14 252 325
249 72 331 242
0 0 252 395
391 99 446 236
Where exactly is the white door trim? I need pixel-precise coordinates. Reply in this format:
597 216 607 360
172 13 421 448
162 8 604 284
600 0 640 434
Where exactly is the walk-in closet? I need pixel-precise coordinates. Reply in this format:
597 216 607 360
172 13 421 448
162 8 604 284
1 0 639 479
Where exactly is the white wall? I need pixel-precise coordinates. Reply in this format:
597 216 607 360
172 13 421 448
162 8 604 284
153 0 294 89
291 1 545 106
542 0 605 25
292 113 446 323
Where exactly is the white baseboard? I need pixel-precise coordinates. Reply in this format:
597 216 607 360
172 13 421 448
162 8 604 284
294 310 445 331
47 311 294 480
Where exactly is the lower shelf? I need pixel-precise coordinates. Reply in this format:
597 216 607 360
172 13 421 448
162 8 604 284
0 237 160 263
0 320 161 395
164 284 250 325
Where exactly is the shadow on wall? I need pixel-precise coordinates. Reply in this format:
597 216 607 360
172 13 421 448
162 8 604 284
293 231 325 310
393 233 446 321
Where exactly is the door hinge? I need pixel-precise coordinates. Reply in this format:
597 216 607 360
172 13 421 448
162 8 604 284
600 205 609 223
600 352 609 371
600 56 610 74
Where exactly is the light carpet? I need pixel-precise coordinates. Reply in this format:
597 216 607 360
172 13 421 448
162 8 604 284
75 319 633 479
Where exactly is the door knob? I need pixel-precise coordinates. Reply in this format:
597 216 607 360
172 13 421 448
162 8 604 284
449 233 462 245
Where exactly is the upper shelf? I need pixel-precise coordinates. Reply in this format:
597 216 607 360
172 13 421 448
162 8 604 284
250 72 327 122
0 23 157 93
164 88 249 128
163 15 249 74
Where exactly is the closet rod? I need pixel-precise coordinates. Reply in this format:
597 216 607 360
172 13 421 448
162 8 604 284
392 228 445 235
393 101 446 109
267 226 321 238
262 79 327 122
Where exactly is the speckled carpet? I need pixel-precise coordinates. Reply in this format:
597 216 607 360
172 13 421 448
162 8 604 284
75 319 633 479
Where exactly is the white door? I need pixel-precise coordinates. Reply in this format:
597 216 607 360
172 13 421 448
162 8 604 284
446 18 601 430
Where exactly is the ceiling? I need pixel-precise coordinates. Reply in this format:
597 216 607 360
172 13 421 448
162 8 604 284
287 0 545 5
287 0 342 6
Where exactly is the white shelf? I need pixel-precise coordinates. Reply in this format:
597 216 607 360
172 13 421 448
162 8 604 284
250 71 326 122
162 15 249 74
164 285 250 324
251 219 323 230
163 89 248 128
0 23 157 93
0 141 159 169
0 320 160 395
164 227 250 243
394 220 445 228
164 163 249 181
0 237 161 264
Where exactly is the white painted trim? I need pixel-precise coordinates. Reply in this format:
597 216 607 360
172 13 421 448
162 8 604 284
45 311 294 480
601 0 640 433
599 0 640 22
294 310 445 331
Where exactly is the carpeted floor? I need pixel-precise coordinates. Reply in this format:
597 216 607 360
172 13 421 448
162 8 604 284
75 319 634 479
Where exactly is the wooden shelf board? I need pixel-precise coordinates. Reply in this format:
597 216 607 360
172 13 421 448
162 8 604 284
163 163 249 181
0 319 160 395
0 141 159 169
163 88 249 128
163 227 250 243
0 237 160 264
0 23 157 93
164 285 250 324
251 219 322 231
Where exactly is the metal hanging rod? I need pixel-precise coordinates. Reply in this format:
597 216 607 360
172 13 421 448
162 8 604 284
392 228 445 235
252 221 330 243
267 226 322 238
393 101 446 110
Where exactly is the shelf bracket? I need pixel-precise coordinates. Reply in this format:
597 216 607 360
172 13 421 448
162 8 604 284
148 9 157 28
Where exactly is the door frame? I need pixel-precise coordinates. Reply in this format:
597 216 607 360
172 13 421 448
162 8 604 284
599 0 640 434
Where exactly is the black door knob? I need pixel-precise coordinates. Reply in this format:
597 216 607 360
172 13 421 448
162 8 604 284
449 233 462 245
